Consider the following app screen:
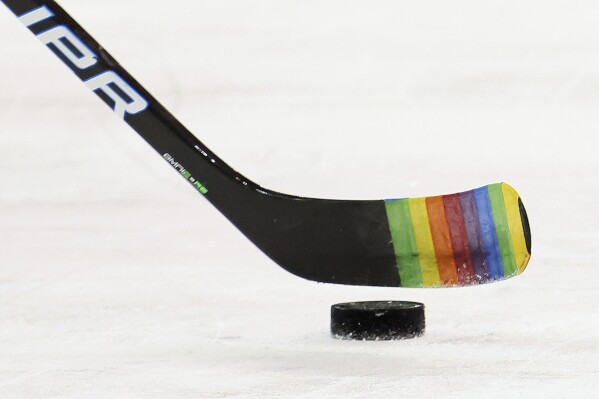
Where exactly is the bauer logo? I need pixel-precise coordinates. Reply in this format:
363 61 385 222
18 5 148 119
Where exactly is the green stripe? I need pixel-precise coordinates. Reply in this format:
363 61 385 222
488 184 517 276
385 199 423 287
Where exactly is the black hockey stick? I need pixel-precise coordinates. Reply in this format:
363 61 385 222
0 0 531 287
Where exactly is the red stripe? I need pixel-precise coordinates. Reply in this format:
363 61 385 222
443 194 475 284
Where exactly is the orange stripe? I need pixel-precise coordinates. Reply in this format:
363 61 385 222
426 196 458 285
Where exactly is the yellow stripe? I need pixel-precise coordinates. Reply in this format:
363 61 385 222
408 198 441 286
501 183 531 273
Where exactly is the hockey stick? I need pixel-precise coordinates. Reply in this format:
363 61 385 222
0 0 531 287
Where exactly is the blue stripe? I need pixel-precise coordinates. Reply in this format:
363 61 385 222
474 186 504 279
460 190 487 281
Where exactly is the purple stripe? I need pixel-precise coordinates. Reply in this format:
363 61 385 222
459 190 488 282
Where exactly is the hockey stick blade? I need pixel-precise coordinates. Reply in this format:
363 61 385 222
1 0 531 287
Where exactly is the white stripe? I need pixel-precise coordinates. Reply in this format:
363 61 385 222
18 6 54 28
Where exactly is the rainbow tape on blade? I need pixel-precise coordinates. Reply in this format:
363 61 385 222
385 183 531 287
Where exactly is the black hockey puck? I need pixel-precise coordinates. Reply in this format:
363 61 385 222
331 301 425 340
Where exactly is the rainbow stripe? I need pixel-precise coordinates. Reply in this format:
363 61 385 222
384 183 531 287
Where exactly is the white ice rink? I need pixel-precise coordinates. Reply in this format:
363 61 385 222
1 1 598 397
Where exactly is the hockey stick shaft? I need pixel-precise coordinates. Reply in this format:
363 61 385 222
2 0 254 207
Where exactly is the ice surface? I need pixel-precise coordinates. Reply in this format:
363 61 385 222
1 0 598 397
